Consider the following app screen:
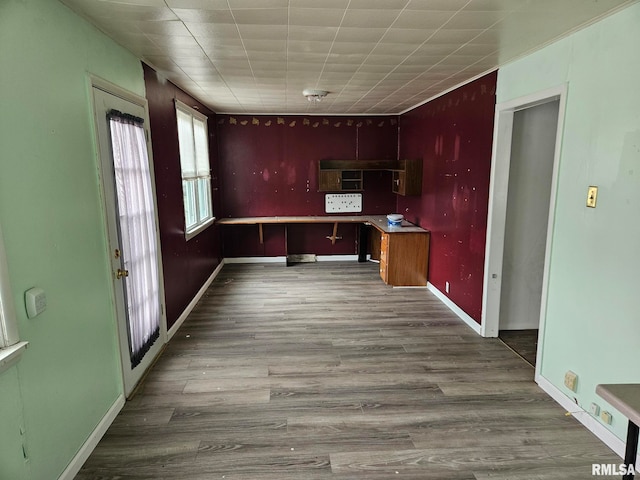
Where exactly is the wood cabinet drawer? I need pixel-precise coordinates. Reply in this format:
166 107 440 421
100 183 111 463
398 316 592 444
380 233 389 250
379 261 388 282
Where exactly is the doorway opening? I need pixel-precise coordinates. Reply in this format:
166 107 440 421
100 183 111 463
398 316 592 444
481 86 566 375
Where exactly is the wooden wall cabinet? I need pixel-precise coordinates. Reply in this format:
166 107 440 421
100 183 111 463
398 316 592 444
392 158 423 196
318 158 422 195
379 231 429 286
318 169 363 191
318 170 341 191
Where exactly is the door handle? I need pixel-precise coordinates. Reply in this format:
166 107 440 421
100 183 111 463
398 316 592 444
116 269 129 279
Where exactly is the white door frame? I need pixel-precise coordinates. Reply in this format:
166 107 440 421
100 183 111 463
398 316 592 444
480 84 567 371
90 75 167 396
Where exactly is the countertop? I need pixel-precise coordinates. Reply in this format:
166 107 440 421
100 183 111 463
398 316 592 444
216 215 429 234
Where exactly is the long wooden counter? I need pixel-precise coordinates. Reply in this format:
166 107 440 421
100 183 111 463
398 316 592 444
216 215 430 286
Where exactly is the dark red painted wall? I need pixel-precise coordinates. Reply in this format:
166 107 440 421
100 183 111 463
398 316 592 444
143 63 222 329
398 72 497 323
217 115 398 257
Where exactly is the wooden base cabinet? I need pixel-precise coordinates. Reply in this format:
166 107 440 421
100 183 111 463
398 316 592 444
379 231 429 286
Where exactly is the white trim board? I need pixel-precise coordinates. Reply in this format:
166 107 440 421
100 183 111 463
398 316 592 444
58 394 125 480
224 255 361 264
167 261 225 340
427 283 482 335
223 256 287 264
317 255 359 262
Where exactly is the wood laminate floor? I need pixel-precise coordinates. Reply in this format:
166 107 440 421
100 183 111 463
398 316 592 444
75 262 618 479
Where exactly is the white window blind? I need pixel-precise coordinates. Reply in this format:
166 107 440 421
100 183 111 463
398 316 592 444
176 101 213 238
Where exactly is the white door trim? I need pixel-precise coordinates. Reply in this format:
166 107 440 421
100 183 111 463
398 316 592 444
480 84 568 375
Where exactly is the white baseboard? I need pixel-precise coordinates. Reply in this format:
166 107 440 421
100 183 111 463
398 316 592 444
167 261 225 340
427 282 482 334
58 394 125 480
317 255 359 262
535 374 628 462
223 255 362 263
223 256 287 264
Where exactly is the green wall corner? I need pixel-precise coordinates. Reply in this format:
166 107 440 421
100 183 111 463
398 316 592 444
0 0 145 478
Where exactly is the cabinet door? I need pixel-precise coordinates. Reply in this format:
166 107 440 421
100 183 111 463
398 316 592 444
319 170 341 191
393 159 422 196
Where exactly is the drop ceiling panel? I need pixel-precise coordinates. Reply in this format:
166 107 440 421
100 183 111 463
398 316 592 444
61 0 638 114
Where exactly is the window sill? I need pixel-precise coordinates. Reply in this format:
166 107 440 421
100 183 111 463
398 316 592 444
0 341 28 376
185 217 215 241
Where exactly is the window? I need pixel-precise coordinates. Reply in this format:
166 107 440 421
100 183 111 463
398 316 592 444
0 223 27 374
175 100 213 238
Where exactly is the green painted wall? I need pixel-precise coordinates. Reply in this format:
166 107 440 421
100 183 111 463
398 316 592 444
0 0 145 478
497 3 640 441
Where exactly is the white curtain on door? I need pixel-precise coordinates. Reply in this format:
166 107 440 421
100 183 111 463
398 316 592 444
108 113 160 368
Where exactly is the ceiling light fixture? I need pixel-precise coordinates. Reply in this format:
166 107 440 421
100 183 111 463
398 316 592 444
303 89 328 103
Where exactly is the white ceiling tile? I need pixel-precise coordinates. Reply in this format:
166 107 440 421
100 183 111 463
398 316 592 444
404 0 471 9
173 56 214 68
334 27 387 43
243 39 288 52
429 29 484 44
393 9 457 29
464 0 527 11
135 20 192 35
63 0 634 114
232 9 288 25
289 8 346 27
369 42 421 56
341 9 402 28
288 41 334 54
236 24 288 39
348 0 410 9
172 8 234 23
246 52 287 62
228 0 289 7
289 0 350 8
288 26 339 41
382 28 437 44
326 53 369 64
166 0 228 9
438 54 486 66
185 23 241 39
445 10 506 29
330 42 375 55
455 43 498 57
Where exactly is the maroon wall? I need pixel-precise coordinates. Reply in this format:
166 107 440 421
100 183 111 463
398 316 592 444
398 72 497 323
143 63 222 329
217 115 398 257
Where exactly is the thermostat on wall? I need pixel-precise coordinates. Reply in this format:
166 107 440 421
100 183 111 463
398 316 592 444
325 193 362 213
25 287 46 319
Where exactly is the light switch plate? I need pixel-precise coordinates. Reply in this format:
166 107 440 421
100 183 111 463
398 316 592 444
586 186 598 208
564 370 578 392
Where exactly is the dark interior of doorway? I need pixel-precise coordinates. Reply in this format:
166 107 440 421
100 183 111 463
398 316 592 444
499 329 537 367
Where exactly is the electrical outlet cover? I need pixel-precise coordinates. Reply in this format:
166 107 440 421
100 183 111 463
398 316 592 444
564 371 578 392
